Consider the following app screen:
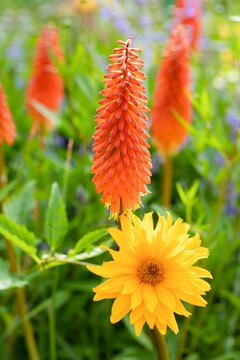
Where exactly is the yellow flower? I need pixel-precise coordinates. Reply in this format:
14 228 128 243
88 212 212 336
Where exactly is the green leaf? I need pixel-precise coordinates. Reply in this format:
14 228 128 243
69 228 108 255
3 181 35 224
176 183 187 205
0 180 17 202
5 290 70 336
31 101 60 127
220 289 240 311
44 182 68 251
0 259 28 291
73 243 111 260
188 180 200 200
0 215 39 262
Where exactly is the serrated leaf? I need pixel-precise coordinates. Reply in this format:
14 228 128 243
69 228 108 255
3 181 35 223
0 215 39 262
44 182 68 251
0 259 28 291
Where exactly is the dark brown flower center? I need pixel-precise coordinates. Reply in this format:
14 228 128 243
137 259 164 286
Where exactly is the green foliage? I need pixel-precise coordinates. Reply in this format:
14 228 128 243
0 214 39 262
3 181 35 223
69 228 108 255
0 259 28 290
44 182 68 252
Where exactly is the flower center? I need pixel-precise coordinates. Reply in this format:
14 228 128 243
137 259 164 286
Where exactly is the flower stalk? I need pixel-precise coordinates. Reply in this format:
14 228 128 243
152 327 169 360
162 155 173 208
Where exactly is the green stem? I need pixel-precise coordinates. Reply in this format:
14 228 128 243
62 139 74 202
151 327 169 360
162 156 173 208
48 267 59 360
0 148 7 188
48 300 56 360
175 305 194 360
1 148 40 360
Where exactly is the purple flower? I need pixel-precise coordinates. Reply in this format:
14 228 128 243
225 182 240 217
76 186 88 205
215 152 225 167
226 111 240 142
99 1 133 36
139 15 152 28
151 153 163 175
6 37 23 60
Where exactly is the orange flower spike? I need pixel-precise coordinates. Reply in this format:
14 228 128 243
26 25 64 135
0 85 16 146
151 25 191 157
92 37 152 217
174 0 202 50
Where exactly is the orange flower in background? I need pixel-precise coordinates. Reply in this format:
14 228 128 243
174 0 202 50
26 25 64 135
0 85 16 146
92 37 152 216
151 25 191 157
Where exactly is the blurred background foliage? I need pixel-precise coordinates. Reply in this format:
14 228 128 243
0 0 239 359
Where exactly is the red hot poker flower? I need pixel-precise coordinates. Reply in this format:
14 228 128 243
0 85 16 146
92 37 152 217
26 25 64 135
151 25 191 157
174 0 202 50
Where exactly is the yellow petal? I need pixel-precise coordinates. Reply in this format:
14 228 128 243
93 291 118 301
122 277 140 295
131 283 143 309
87 264 109 277
119 214 133 233
155 321 167 335
95 276 132 293
166 311 179 334
191 266 213 279
174 299 191 317
143 284 158 313
108 227 131 246
166 212 173 228
142 212 154 242
131 213 143 229
134 315 145 336
130 304 144 323
175 290 207 306
144 308 156 329
155 284 176 309
110 294 131 323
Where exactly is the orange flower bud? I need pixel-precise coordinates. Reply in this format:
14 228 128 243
0 85 16 146
151 25 191 157
26 25 64 135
